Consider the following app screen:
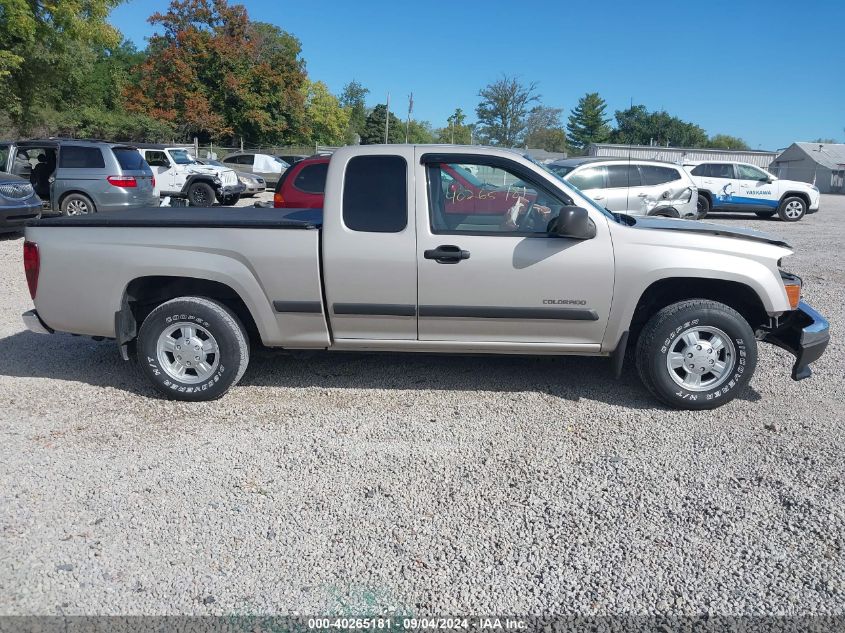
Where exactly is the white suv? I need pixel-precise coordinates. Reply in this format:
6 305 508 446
685 161 820 222
548 158 698 219
137 145 244 206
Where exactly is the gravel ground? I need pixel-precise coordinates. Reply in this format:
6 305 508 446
1 196 843 617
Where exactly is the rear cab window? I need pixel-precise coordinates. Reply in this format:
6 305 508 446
59 146 105 169
343 155 407 233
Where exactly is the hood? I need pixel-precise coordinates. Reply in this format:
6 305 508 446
628 216 791 248
185 164 229 177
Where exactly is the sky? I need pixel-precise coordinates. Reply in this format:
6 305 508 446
109 0 845 150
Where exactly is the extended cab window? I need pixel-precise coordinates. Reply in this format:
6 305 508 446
343 155 407 233
426 159 571 235
294 163 328 193
59 146 105 169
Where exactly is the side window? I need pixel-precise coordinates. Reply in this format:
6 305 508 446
293 163 329 194
426 159 572 235
606 165 642 188
567 166 605 190
144 151 170 168
0 145 8 172
712 163 735 179
238 154 255 166
343 155 407 233
59 146 105 169
640 165 682 185
736 164 767 180
690 164 708 177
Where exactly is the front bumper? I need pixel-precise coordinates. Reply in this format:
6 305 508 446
217 182 246 197
22 309 53 335
762 301 829 380
0 200 42 232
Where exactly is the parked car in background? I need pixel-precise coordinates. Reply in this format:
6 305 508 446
137 145 243 206
277 154 308 166
196 158 265 197
0 173 42 233
273 155 329 208
548 157 699 219
221 152 288 186
684 161 820 222
1 139 157 215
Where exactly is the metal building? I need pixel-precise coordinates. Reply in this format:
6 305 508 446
770 143 845 194
587 143 778 168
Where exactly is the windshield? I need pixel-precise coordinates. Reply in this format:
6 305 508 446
169 149 197 165
273 156 290 168
548 164 574 178
525 155 618 223
202 159 225 167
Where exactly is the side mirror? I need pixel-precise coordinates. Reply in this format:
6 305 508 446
547 206 596 240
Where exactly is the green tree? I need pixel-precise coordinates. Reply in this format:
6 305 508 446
610 105 707 147
404 119 435 143
706 134 750 150
340 79 369 142
361 104 404 144
524 105 567 152
810 137 838 144
301 80 349 145
566 93 611 151
437 108 473 144
475 75 539 146
0 0 125 132
125 1 307 144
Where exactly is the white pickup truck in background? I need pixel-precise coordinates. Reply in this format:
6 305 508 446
21 145 829 409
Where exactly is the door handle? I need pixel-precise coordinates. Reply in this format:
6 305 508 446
592 195 605 200
424 244 470 264
637 193 648 197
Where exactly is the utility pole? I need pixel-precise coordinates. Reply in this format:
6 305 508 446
405 92 413 144
385 92 390 144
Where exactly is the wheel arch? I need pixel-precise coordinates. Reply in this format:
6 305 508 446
627 277 770 345
779 191 809 207
119 276 261 348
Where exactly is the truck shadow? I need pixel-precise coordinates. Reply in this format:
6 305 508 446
0 331 762 409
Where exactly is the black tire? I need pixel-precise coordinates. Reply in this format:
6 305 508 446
696 194 710 219
777 196 806 222
61 193 96 216
187 181 216 207
218 193 241 206
137 296 249 401
755 211 776 219
635 299 757 410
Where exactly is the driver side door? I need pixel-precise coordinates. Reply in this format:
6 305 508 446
416 152 614 348
735 163 778 212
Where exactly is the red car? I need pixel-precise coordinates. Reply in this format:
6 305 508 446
273 155 330 208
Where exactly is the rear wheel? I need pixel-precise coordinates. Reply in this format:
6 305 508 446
778 196 806 222
187 182 215 207
696 194 710 219
61 193 96 216
755 211 776 219
635 299 757 410
137 297 249 401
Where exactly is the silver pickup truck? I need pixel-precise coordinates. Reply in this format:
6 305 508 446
21 145 829 409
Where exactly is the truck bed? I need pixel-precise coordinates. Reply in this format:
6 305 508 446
27 206 323 229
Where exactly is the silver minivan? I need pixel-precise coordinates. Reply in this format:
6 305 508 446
0 139 157 215
548 157 699 219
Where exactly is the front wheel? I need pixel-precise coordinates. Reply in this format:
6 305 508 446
137 297 249 401
778 196 806 222
635 299 757 410
187 182 216 207
696 194 710 219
